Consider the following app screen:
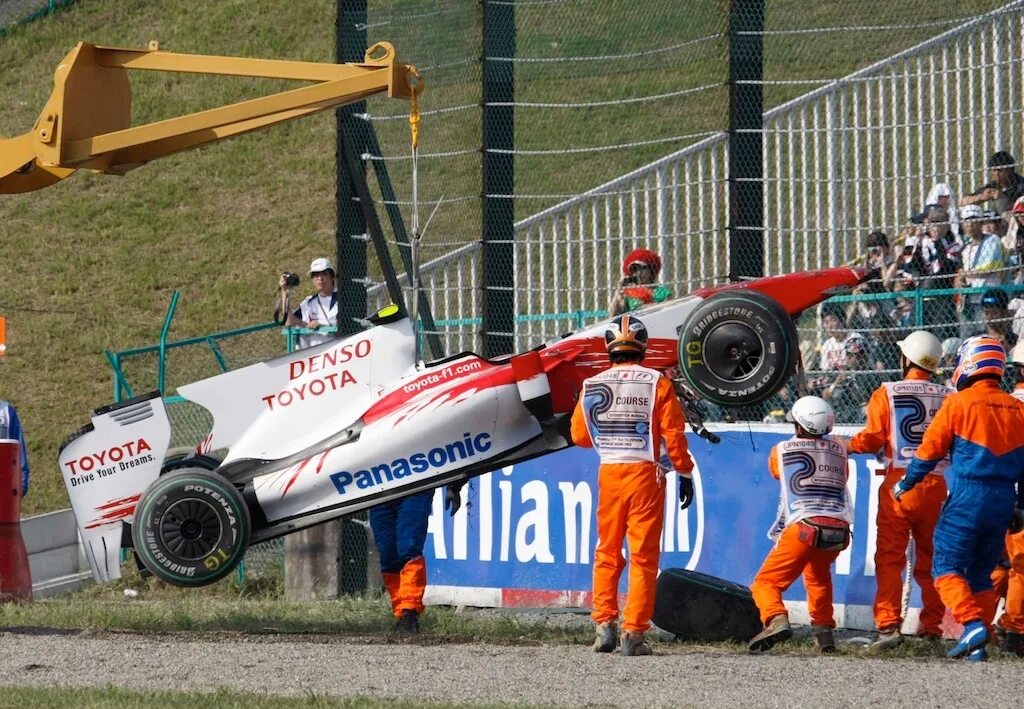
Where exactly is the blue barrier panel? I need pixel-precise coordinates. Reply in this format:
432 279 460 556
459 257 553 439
423 424 913 627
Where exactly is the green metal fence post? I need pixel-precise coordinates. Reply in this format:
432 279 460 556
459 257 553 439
336 0 370 338
482 0 516 358
156 291 180 395
728 0 765 279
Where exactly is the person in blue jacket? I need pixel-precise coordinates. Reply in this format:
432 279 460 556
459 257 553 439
0 400 29 496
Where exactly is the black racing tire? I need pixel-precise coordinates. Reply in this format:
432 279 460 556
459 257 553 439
652 568 762 643
678 292 798 407
160 452 221 475
131 468 251 587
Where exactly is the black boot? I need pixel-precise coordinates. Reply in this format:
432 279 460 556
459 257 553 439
1001 631 1024 657
395 609 420 634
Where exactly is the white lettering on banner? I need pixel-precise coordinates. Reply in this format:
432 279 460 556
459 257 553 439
557 481 592 564
428 493 447 560
835 459 859 576
479 470 498 562
427 464 701 568
517 481 555 563
864 459 886 576
499 472 513 562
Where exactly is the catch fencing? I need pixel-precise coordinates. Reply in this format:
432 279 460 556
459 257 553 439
362 0 1021 354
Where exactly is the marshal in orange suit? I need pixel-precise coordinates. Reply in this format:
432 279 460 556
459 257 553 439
571 314 693 657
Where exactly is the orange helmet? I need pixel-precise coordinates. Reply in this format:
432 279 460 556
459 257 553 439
622 248 662 276
605 314 648 357
951 335 1006 390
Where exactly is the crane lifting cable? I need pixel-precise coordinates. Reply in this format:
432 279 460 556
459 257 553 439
0 40 419 194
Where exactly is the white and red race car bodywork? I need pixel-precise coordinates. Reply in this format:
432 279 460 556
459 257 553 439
59 266 867 585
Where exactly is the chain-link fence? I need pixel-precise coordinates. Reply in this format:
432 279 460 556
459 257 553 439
352 0 1024 422
0 0 75 35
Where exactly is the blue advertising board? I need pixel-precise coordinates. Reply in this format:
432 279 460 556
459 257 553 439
423 425 913 622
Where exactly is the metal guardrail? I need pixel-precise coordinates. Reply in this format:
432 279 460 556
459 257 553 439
22 508 91 598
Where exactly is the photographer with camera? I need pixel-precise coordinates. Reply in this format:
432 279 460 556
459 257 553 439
274 257 338 349
608 248 672 317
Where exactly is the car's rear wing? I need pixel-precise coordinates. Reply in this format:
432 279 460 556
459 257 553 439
58 392 171 582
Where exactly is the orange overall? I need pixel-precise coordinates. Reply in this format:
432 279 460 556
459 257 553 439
750 439 851 627
996 384 1024 632
1003 531 1024 632
907 381 1024 627
570 364 692 634
847 369 950 636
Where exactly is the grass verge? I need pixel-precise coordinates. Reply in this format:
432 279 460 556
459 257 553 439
0 686 519 709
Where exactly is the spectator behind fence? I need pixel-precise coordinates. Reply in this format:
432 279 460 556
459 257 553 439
1004 197 1024 278
888 279 917 336
974 288 1018 352
956 204 1006 333
919 206 961 338
961 150 1024 218
817 303 847 371
921 183 960 237
885 230 928 286
863 230 893 273
822 332 882 423
938 336 963 388
274 257 338 349
845 279 896 371
608 248 671 317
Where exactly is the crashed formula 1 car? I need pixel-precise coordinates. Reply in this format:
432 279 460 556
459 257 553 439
59 266 867 587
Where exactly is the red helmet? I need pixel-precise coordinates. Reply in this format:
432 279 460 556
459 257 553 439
622 248 662 276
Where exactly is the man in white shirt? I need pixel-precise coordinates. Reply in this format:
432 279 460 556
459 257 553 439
956 204 1006 333
276 257 338 349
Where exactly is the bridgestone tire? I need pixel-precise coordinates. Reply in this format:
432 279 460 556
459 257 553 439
678 292 798 407
131 468 250 587
160 452 221 475
652 568 762 643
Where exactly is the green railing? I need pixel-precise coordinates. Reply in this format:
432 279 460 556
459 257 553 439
109 282 1024 401
822 283 1024 326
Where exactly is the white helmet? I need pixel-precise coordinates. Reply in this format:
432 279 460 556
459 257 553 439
1011 340 1024 366
897 330 942 372
786 396 836 436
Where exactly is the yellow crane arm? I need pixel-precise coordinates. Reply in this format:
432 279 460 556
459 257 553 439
0 41 420 194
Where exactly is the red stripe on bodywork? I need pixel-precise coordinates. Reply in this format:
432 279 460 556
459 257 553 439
280 457 312 498
364 363 516 426
92 494 141 511
693 266 868 316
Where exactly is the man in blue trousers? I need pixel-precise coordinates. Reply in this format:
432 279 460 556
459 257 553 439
0 399 29 496
370 482 463 633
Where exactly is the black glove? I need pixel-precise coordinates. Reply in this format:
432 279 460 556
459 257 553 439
445 482 465 516
1010 507 1024 534
679 474 694 511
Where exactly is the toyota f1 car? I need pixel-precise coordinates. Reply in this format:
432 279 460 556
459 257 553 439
59 266 867 587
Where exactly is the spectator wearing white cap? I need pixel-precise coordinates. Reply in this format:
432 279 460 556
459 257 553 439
923 182 960 237
275 257 338 349
955 204 1006 334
